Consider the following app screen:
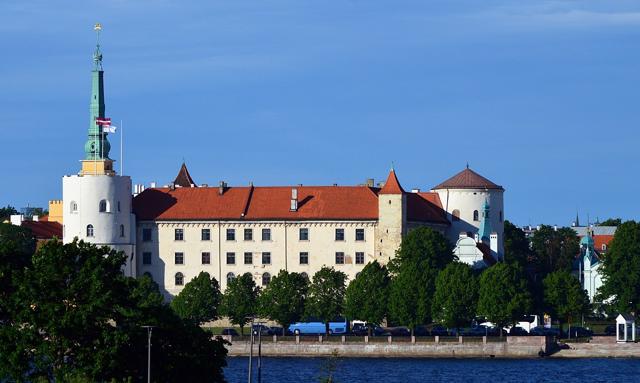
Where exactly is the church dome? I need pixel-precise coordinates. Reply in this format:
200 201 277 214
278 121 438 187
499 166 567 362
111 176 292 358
580 235 594 248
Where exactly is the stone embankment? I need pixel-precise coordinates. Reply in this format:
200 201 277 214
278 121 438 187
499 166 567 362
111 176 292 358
551 336 640 358
220 335 552 358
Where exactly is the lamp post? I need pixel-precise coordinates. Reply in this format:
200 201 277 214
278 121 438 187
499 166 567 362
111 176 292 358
141 326 155 383
247 317 255 383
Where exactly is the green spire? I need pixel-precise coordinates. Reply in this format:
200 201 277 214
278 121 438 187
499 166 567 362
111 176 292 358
477 199 492 243
84 23 111 160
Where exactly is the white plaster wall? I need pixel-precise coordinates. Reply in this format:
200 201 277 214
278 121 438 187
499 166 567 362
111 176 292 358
375 194 405 263
137 220 376 299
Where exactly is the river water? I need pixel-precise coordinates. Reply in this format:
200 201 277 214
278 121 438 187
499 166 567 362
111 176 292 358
224 357 640 382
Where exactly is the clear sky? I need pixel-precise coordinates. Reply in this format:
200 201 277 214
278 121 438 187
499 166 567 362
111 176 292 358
1 0 639 226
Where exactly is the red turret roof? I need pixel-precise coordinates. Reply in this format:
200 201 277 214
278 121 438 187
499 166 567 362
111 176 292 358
379 170 405 194
433 167 503 190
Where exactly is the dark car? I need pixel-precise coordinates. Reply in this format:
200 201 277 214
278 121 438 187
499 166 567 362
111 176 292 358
221 328 239 336
430 325 451 336
270 326 285 336
351 323 385 336
509 326 529 336
414 325 430 336
385 326 411 336
251 324 273 336
565 326 593 338
460 326 487 336
530 326 562 337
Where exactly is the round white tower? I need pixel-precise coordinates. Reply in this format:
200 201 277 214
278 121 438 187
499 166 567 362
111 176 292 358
431 166 505 258
62 26 136 276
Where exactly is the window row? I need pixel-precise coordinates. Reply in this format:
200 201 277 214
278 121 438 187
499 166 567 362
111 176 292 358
174 271 280 287
85 224 126 238
451 209 503 223
144 227 368 242
142 251 366 266
70 200 122 214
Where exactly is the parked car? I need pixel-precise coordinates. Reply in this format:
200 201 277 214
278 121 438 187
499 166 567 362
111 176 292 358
430 325 451 336
530 326 562 337
221 328 239 336
565 326 593 338
270 326 285 336
288 318 348 335
459 326 487 337
251 324 273 336
509 326 529 336
351 323 385 336
414 325 430 336
385 326 411 337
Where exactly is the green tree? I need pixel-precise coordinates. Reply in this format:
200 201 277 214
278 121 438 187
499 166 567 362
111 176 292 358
0 205 18 222
259 270 308 335
387 227 453 334
599 218 622 227
477 262 533 335
0 224 36 319
432 262 478 331
344 261 390 336
220 273 259 335
171 271 222 325
503 220 532 268
543 270 590 335
598 220 640 314
305 266 347 336
531 225 579 276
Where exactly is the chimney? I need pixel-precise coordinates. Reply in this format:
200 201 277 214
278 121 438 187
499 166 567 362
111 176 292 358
459 232 468 239
366 178 374 187
32 215 39 222
290 188 298 211
474 233 480 243
490 233 499 261
411 188 420 193
10 214 24 226
219 181 226 195
150 182 156 188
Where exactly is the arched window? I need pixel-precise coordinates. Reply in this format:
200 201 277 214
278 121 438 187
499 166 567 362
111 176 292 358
226 272 235 285
499 211 503 222
119 224 125 237
452 209 460 221
86 224 94 237
70 201 78 213
99 199 110 213
473 210 479 221
300 272 308 280
262 272 271 286
175 272 184 286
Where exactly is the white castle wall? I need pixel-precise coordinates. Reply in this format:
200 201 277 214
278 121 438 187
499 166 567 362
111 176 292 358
375 193 406 263
62 174 136 276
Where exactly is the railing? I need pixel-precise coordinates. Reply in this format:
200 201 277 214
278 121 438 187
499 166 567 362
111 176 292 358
217 334 511 344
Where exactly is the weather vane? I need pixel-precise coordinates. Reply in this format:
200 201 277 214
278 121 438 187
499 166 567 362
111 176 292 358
93 23 103 70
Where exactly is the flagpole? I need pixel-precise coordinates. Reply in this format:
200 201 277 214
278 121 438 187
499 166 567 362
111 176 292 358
120 119 123 175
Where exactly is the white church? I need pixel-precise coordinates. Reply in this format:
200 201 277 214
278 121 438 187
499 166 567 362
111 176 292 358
58 34 505 298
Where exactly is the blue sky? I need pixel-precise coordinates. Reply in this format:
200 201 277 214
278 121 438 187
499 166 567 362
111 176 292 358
1 0 639 226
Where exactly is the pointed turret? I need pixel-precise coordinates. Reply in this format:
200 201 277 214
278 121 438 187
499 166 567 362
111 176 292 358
379 169 405 194
477 199 492 243
173 163 197 187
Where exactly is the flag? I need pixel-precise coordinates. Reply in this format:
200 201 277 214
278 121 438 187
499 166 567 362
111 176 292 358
103 125 117 133
96 117 111 126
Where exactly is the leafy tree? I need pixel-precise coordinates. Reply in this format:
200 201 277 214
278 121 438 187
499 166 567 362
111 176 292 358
598 220 640 315
503 220 532 268
387 227 453 334
543 270 590 335
344 261 390 336
220 272 259 335
259 270 308 335
305 266 347 336
0 205 18 222
599 218 622 227
531 225 579 276
171 271 222 325
432 262 478 331
477 262 533 335
0 224 36 320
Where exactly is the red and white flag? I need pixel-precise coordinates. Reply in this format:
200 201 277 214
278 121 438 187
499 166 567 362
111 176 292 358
96 117 111 126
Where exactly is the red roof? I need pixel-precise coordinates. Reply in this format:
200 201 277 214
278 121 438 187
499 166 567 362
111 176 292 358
21 221 62 240
594 235 614 251
379 170 405 194
406 192 449 225
433 167 503 190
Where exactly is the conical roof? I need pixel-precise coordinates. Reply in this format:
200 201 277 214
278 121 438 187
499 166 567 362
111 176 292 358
433 167 503 190
380 169 405 194
173 163 197 187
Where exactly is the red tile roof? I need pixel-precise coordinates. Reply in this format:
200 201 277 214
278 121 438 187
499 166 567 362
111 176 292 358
433 167 503 190
406 192 449 225
21 221 62 240
379 170 405 194
593 235 614 251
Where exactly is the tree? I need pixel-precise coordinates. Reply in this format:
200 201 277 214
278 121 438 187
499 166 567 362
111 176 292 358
432 262 478 331
598 220 640 315
387 227 453 334
543 270 590 335
220 272 259 335
0 205 18 222
259 270 308 335
477 263 533 335
531 225 579 277
503 220 532 269
599 218 622 227
0 224 36 320
171 271 222 325
344 261 390 336
305 266 347 336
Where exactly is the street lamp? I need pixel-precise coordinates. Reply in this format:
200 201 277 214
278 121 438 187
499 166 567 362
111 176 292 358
141 325 155 383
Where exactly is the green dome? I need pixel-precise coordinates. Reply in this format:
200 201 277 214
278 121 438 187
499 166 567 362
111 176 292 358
580 235 594 248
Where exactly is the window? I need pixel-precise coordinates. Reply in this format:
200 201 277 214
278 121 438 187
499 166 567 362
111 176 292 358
227 272 235 285
355 252 365 264
175 228 184 241
202 252 211 265
299 252 309 265
244 228 253 241
299 228 309 241
99 199 110 213
452 209 460 221
499 211 503 222
142 252 151 265
335 228 345 241
119 224 125 237
262 228 271 241
86 224 94 237
226 252 235 265
355 228 365 241
201 228 211 241
70 201 78 213
244 252 253 265
602 244 607 251
174 252 184 265
175 272 184 286
473 210 479 221
262 272 271 286
117 201 121 212
142 228 152 242
262 252 271 265
226 228 235 241
335 252 345 264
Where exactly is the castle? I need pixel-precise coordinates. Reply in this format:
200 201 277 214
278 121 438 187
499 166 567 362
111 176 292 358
55 33 505 298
